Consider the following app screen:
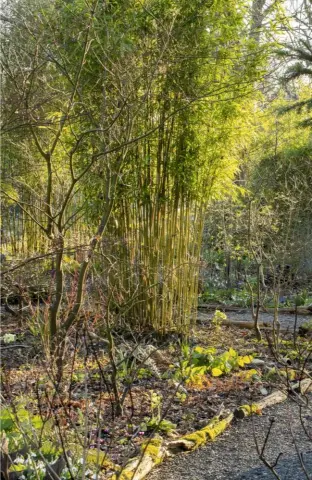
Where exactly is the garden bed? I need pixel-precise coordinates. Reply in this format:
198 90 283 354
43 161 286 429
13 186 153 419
1 308 312 479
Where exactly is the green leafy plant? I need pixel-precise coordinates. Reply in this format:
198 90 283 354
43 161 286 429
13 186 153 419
175 391 187 403
172 344 253 384
137 368 153 380
210 348 253 376
211 310 227 330
191 346 217 366
172 350 207 387
140 391 176 435
0 404 43 435
150 391 162 421
144 417 177 435
1 333 16 344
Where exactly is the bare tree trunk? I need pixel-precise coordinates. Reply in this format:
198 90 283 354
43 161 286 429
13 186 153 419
63 169 120 334
106 319 123 417
254 263 262 340
272 290 281 351
250 0 266 43
50 235 64 343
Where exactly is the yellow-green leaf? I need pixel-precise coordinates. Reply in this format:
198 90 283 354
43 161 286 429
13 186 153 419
236 369 258 381
211 367 223 377
237 357 246 367
9 465 25 472
242 355 253 364
228 347 237 357
194 346 205 354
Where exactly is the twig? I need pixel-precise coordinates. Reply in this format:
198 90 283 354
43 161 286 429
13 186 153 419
0 344 32 349
290 424 312 480
253 416 283 479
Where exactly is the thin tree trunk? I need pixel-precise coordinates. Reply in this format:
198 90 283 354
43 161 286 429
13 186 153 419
50 235 64 343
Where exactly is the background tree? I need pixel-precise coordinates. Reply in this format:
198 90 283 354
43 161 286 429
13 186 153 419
1 0 297 372
277 0 312 126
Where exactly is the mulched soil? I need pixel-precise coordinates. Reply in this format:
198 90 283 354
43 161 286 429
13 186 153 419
1 308 311 469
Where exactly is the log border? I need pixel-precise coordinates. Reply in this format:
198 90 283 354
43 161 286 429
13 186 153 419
105 377 312 480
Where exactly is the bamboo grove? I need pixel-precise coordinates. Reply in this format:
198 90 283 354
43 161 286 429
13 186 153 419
1 0 284 336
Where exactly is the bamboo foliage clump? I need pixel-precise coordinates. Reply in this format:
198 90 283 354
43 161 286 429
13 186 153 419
1 0 271 339
103 78 247 332
86 0 268 334
107 117 239 333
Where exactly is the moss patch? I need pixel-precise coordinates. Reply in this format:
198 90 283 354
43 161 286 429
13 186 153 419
182 429 207 448
181 415 232 449
141 437 163 463
110 438 164 480
113 468 136 480
86 449 116 470
203 418 229 440
236 403 261 417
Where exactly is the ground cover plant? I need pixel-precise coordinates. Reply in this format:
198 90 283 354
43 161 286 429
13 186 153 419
1 0 312 478
1 303 311 479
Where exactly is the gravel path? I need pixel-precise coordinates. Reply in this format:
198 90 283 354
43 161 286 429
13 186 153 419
227 311 311 331
149 397 312 480
198 309 311 331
